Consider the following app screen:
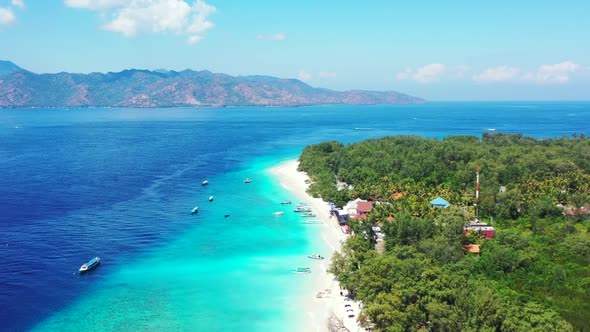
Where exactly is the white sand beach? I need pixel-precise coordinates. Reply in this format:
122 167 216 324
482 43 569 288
268 160 363 332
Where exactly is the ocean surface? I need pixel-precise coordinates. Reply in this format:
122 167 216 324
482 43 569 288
1 102 589 331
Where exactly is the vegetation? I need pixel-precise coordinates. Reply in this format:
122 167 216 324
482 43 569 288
299 133 590 331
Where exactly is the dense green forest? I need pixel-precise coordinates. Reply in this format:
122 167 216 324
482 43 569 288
298 133 590 331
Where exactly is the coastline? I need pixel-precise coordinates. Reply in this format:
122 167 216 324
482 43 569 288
268 160 362 332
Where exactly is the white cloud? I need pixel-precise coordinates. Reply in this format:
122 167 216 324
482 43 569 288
64 0 216 44
319 71 337 78
396 68 413 80
64 0 129 10
187 35 201 44
256 32 287 41
0 7 16 25
535 61 579 84
473 66 521 82
394 63 446 83
298 70 311 81
11 0 25 9
414 64 446 83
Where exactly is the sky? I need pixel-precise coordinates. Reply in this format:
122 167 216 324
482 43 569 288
1 0 589 100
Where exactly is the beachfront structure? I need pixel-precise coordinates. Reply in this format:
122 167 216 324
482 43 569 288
463 220 496 239
356 201 373 218
332 208 350 225
430 197 450 209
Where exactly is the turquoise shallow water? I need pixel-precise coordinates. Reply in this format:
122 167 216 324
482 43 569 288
32 156 322 331
1 102 589 331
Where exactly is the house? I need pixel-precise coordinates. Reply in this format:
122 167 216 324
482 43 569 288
345 198 365 216
357 201 373 218
463 220 496 239
430 197 450 208
332 208 350 225
464 244 481 255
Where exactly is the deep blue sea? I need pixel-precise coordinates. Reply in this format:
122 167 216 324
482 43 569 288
1 102 589 331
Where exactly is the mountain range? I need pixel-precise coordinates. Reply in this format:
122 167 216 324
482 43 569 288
0 60 424 108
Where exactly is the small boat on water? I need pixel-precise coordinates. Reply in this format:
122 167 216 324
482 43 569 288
209 196 214 202
202 180 209 186
273 211 284 216
293 206 312 212
302 219 323 224
281 200 292 205
190 206 199 215
291 267 311 274
308 254 324 260
79 257 100 273
224 214 231 218
244 178 251 183
301 212 317 217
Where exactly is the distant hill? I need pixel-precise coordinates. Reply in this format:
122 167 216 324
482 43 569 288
0 61 424 108
0 60 24 77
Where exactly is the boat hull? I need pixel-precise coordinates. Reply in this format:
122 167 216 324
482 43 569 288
79 257 100 273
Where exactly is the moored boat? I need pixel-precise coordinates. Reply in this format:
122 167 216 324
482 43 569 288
202 180 209 186
281 200 292 205
209 196 214 202
191 206 199 214
79 257 100 273
300 212 317 217
293 206 312 212
291 267 311 273
244 178 251 183
308 254 324 260
302 219 323 224
272 211 284 216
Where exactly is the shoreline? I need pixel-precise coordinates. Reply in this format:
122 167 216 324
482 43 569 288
268 160 362 332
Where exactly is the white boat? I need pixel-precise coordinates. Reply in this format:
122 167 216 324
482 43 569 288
302 219 323 224
244 178 251 183
308 254 324 260
272 211 284 216
79 257 100 273
281 200 292 205
190 206 199 214
293 206 312 212
291 267 311 274
202 180 209 186
209 196 214 202
300 212 317 217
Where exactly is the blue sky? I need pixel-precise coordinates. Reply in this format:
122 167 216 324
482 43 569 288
1 0 589 100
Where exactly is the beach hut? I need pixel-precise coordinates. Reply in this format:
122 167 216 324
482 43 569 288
429 197 450 209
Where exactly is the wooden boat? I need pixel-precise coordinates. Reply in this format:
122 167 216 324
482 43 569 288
79 257 100 273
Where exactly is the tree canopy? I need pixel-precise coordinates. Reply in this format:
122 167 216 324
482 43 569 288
300 134 589 331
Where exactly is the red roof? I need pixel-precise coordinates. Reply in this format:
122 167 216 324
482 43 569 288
464 244 481 254
357 202 373 213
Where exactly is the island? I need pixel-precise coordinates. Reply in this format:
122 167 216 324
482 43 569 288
291 133 589 331
0 60 424 108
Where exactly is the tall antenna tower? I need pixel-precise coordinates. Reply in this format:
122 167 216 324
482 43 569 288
475 167 480 217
